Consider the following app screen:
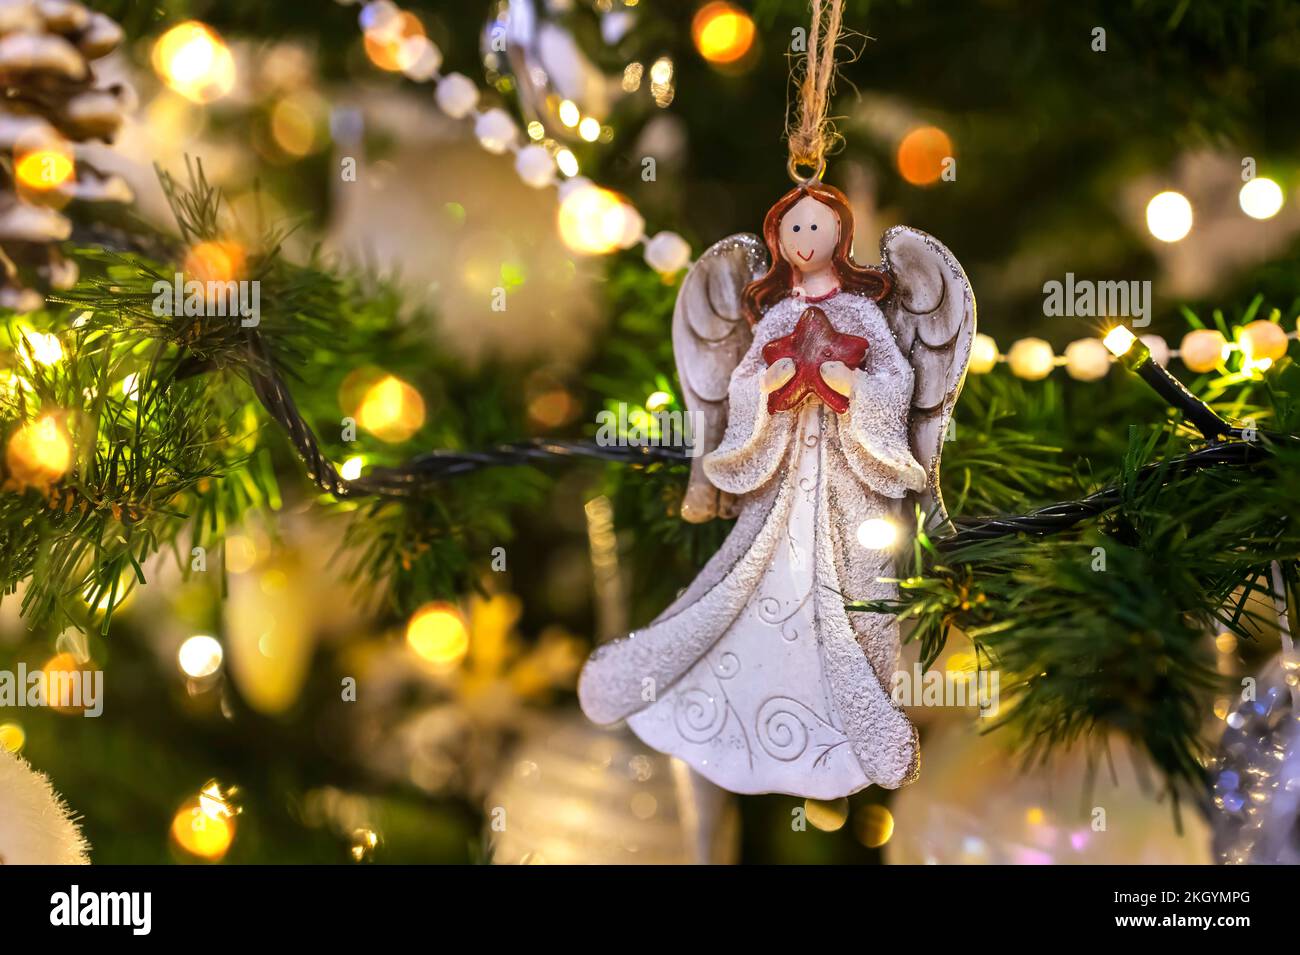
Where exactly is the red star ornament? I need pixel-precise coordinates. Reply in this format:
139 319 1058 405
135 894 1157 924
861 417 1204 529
761 306 870 414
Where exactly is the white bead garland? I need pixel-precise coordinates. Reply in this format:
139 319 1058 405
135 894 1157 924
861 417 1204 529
969 333 999 374
435 72 479 119
474 108 517 154
1181 328 1227 373
1007 337 1054 381
1140 334 1170 366
1240 319 1288 363
644 231 692 275
1064 338 1111 381
616 204 646 250
400 35 442 81
515 144 556 188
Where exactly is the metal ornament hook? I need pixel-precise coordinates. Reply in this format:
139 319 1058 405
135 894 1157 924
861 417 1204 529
787 155 826 186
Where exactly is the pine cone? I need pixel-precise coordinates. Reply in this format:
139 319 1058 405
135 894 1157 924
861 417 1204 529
0 0 132 312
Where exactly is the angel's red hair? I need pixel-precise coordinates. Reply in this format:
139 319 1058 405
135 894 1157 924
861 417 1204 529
742 182 892 326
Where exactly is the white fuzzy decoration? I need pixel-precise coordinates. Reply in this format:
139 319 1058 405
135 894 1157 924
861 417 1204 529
0 749 90 865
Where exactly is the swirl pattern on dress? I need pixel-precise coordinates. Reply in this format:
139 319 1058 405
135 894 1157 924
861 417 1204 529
711 651 741 680
756 697 813 761
674 688 727 743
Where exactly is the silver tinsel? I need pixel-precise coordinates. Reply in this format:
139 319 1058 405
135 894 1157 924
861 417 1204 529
1210 654 1300 864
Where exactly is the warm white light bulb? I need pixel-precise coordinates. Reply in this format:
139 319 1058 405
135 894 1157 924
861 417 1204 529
178 635 224 678
1103 326 1137 358
857 517 898 550
1145 191 1193 242
1239 177 1284 220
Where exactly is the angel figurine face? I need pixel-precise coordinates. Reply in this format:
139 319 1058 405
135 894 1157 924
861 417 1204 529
777 195 838 275
579 179 975 804
743 182 892 324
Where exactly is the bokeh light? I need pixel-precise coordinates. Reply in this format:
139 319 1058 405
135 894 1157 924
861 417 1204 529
6 415 72 489
0 722 25 753
1007 337 1055 380
896 126 953 186
855 804 895 848
557 185 637 255
18 329 64 367
14 140 74 192
406 602 469 667
184 240 246 284
1239 177 1284 220
363 10 426 73
171 795 235 861
152 22 236 104
1145 190 1193 242
356 374 426 443
856 517 898 550
692 2 756 65
805 797 849 832
968 333 998 374
178 635 224 679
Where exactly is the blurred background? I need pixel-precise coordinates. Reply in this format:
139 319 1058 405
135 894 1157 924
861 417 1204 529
3 0 1300 864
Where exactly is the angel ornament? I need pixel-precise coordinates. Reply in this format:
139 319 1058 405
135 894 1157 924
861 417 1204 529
579 181 976 798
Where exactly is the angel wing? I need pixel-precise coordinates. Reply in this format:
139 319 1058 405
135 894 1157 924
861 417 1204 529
672 233 768 522
879 226 976 531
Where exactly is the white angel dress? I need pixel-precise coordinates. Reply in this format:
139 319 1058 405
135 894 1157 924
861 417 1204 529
579 229 975 798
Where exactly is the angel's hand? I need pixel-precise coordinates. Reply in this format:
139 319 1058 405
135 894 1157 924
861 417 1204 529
819 360 854 397
865 440 929 492
761 357 796 394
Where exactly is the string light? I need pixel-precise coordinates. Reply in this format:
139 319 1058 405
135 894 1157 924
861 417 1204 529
178 635 224 679
0 722 24 753
1104 323 1231 440
1239 177 1284 220
18 329 64 367
356 375 426 443
649 56 675 107
14 139 74 191
406 602 469 667
1145 190 1193 242
152 22 236 104
558 184 638 255
6 415 72 489
692 2 756 65
555 148 579 178
184 240 246 284
339 455 364 481
171 785 237 860
896 126 953 187
856 517 898 550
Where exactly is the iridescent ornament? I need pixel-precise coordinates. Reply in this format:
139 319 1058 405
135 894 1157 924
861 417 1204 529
1210 654 1300 864
888 721 1211 864
485 710 738 864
